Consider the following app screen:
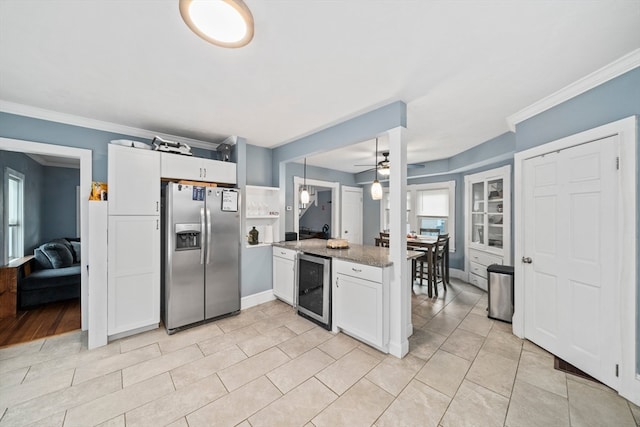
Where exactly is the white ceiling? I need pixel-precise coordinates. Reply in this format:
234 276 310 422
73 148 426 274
1 1 638 174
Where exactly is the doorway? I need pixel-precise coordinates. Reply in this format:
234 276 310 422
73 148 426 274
0 138 92 346
513 116 638 404
293 177 340 240
340 186 363 244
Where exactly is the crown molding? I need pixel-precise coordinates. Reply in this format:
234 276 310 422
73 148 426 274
0 100 231 150
26 153 80 169
506 49 640 132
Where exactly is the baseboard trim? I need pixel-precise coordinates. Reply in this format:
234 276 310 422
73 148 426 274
241 290 276 310
449 268 466 280
108 323 159 341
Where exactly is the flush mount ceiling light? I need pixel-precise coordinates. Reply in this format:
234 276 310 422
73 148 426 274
179 0 254 48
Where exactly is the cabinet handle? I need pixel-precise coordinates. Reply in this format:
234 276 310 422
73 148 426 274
336 277 339 288
156 219 159 230
280 251 286 255
199 167 202 177
156 201 159 212
351 267 362 273
204 168 207 178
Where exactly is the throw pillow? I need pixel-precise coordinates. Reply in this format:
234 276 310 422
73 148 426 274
34 248 53 269
70 241 81 263
40 242 74 269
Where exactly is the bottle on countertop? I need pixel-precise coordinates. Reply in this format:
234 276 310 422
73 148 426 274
248 226 259 245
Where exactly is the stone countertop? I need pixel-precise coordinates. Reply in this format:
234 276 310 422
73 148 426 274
272 239 423 268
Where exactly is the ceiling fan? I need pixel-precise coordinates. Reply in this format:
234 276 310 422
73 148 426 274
355 151 425 176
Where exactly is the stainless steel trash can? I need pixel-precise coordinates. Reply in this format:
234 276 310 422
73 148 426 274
487 264 514 323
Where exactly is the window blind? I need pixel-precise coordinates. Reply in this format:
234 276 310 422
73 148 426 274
416 188 449 217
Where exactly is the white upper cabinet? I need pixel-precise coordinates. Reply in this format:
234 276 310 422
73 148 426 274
108 144 160 216
160 153 236 184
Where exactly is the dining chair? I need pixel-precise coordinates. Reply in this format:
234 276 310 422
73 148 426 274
375 233 390 248
433 233 449 295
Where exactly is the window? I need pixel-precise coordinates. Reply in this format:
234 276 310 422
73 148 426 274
416 187 450 235
380 180 456 251
5 168 25 262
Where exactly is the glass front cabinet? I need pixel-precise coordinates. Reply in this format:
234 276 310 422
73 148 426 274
464 165 511 290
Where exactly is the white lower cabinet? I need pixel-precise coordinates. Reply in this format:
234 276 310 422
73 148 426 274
333 259 388 350
108 215 160 336
467 248 503 291
272 247 296 305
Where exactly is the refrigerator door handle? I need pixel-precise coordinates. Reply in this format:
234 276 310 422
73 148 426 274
200 207 205 265
206 208 212 265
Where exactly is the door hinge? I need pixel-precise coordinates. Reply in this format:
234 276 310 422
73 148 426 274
616 157 620 170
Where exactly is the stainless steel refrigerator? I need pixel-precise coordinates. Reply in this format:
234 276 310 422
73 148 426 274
162 182 240 333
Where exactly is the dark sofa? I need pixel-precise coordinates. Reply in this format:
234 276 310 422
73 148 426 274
18 238 81 309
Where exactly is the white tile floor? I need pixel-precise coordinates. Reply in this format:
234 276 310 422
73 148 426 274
1 278 638 427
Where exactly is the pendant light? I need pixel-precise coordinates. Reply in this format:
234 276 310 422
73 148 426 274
300 158 310 204
371 138 383 200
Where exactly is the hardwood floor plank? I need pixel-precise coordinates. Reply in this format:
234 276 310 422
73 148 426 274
0 299 80 349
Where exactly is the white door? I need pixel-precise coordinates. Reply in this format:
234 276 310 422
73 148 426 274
341 186 363 244
523 136 619 388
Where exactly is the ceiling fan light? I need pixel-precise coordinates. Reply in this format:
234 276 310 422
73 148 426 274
378 166 391 176
371 180 383 200
179 0 254 48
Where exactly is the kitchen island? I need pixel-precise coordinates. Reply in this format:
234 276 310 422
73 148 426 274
272 239 422 357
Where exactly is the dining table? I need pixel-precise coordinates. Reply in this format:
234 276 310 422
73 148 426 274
375 235 450 297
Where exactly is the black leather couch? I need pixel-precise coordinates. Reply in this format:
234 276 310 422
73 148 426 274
18 238 81 309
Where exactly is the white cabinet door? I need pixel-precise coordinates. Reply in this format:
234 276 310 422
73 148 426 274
272 248 296 305
201 158 236 184
108 215 160 336
108 144 160 216
161 153 237 184
335 269 384 348
160 153 202 181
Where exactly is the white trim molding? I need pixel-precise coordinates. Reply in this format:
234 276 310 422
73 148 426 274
292 176 341 240
0 137 94 340
513 116 638 405
507 49 640 131
0 100 231 150
241 289 276 310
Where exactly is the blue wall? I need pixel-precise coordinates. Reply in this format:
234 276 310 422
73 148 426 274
0 112 220 182
272 101 407 185
246 144 273 186
42 166 80 242
0 151 45 262
300 190 332 233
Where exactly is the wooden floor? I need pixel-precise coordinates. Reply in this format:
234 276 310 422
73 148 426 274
0 298 81 348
